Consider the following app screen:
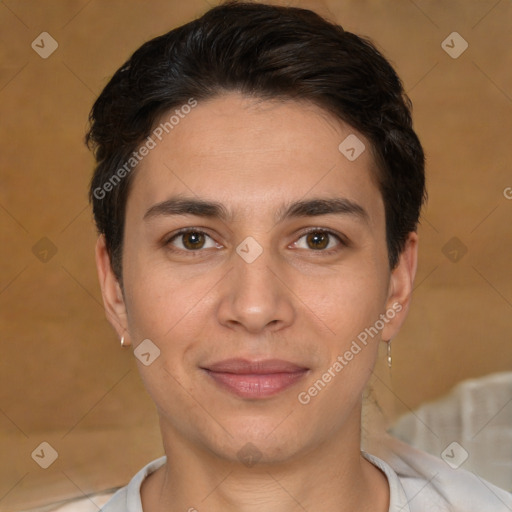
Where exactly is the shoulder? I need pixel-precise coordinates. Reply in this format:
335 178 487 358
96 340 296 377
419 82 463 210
99 487 128 511
365 434 512 512
101 456 167 512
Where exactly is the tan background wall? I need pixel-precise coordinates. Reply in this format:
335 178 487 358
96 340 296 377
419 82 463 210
0 0 511 510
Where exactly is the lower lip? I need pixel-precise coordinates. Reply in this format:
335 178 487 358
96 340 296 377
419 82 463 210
204 370 308 399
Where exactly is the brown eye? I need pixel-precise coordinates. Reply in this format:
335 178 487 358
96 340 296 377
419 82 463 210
305 231 330 250
166 229 218 252
293 229 345 253
181 231 206 250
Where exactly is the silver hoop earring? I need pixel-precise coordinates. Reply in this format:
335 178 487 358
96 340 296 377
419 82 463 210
387 339 392 368
120 336 126 347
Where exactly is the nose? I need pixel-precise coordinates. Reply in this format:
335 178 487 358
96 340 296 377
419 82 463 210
216 244 295 334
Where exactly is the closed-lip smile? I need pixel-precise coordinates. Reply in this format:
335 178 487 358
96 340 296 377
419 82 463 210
201 358 309 399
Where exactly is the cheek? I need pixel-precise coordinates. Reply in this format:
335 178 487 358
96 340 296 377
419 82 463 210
121 263 211 411
124 261 212 343
295 266 387 420
122 224 205 336
299 259 388 344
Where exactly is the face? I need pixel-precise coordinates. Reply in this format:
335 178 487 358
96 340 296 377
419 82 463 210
96 92 417 465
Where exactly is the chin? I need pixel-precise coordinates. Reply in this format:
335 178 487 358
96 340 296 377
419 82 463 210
198 414 315 467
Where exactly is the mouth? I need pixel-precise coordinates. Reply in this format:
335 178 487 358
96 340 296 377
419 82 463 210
200 358 310 399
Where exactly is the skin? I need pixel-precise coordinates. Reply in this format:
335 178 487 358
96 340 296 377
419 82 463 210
96 92 418 512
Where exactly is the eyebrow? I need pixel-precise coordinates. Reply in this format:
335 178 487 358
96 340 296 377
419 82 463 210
143 196 369 225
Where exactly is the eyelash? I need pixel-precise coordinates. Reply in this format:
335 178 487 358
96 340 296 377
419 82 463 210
163 227 347 256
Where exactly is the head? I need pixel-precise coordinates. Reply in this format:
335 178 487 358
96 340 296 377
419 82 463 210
88 1 425 465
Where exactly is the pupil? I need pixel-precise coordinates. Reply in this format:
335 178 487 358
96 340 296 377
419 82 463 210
184 232 204 249
308 232 328 250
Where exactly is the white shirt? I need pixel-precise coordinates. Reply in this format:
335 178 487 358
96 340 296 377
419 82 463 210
98 437 512 512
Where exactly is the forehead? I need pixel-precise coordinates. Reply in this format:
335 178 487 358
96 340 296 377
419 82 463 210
127 92 384 226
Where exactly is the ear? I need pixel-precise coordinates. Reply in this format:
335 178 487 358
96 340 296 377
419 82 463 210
381 231 419 342
95 235 130 345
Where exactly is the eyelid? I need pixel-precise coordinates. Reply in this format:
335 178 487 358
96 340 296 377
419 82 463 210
292 227 348 252
163 227 349 254
163 227 220 249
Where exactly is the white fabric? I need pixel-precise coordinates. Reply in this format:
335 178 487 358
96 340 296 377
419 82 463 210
390 371 512 492
94 436 512 512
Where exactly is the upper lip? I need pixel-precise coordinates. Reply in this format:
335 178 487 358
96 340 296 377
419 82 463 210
202 358 308 374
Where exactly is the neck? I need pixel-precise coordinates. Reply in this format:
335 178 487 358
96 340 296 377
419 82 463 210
141 408 389 512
